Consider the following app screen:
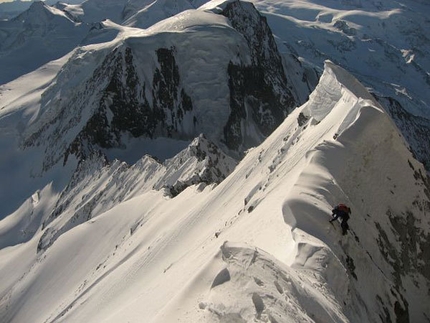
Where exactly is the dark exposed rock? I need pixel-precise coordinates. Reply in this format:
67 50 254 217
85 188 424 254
394 300 409 323
345 255 357 280
163 134 237 197
333 20 357 36
375 95 430 172
297 112 309 126
221 0 296 152
64 45 194 164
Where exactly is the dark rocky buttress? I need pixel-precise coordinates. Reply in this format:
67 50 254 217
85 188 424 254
375 95 430 172
65 46 194 163
221 0 296 151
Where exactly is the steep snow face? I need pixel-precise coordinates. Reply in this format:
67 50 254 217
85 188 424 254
283 61 430 323
0 53 78 220
21 1 296 173
1 60 429 322
374 95 430 171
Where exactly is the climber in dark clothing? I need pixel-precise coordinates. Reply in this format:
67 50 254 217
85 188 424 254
330 203 351 235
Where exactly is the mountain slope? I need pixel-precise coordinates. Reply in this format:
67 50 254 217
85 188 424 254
249 0 430 170
0 1 90 85
122 0 196 28
1 60 429 323
0 0 429 322
2 0 428 171
20 0 297 175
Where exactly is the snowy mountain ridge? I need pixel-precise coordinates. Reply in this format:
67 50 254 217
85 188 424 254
1 57 429 322
1 0 429 170
0 0 430 322
35 133 236 253
0 1 91 85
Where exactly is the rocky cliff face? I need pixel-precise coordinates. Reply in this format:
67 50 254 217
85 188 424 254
23 0 297 173
375 95 430 171
222 1 295 151
64 46 194 164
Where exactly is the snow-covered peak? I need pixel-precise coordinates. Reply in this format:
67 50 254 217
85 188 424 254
13 1 74 26
17 0 295 173
1 49 429 322
0 1 90 85
1 0 430 322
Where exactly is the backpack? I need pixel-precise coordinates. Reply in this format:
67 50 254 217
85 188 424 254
337 204 350 213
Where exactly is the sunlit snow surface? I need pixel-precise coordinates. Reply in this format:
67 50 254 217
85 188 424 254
0 0 430 322
1 59 429 322
250 0 430 118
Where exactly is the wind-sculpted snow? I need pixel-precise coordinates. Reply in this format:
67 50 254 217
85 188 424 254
282 62 430 322
1 57 429 322
250 0 430 168
196 241 348 322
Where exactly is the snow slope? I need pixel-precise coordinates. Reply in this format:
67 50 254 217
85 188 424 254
1 60 429 322
0 52 78 220
15 1 296 176
0 1 90 85
0 0 429 322
248 0 430 170
249 0 430 118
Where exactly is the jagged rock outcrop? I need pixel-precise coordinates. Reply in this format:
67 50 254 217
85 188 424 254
64 46 194 165
157 134 237 197
37 134 236 252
